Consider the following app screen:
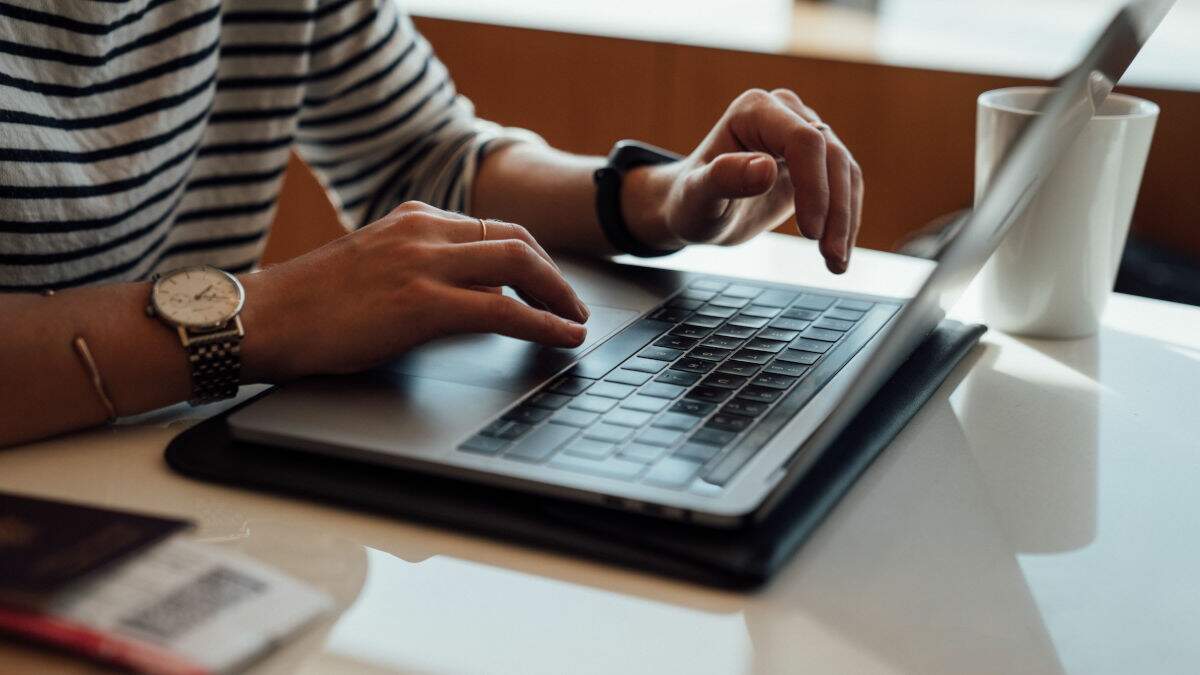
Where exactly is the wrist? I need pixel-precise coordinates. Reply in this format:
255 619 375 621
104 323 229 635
237 270 298 383
620 163 687 252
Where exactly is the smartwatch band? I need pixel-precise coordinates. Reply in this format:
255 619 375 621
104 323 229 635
594 140 685 258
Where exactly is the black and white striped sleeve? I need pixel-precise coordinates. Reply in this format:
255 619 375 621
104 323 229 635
294 0 540 229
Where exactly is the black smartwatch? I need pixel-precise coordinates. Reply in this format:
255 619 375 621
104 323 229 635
593 140 685 258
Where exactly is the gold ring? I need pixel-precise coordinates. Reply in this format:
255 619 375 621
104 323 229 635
477 217 488 242
812 122 830 132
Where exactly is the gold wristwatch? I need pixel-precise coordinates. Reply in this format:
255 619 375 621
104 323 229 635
146 265 246 406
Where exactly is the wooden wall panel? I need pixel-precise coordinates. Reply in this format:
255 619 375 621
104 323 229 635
264 16 1199 265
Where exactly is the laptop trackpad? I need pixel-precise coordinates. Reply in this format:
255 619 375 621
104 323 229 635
383 304 639 393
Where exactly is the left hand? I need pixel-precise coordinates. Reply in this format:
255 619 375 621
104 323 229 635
623 88 863 274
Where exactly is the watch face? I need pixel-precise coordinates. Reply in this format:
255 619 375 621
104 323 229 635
151 266 244 328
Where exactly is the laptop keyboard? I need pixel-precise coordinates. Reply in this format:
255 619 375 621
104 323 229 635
458 278 897 492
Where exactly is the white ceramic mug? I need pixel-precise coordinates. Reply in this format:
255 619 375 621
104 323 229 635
976 87 1159 339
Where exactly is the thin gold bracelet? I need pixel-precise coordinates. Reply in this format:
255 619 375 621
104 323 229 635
42 289 118 424
72 336 118 425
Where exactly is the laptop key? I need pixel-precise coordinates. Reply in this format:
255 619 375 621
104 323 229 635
776 349 820 365
651 307 692 323
731 349 772 365
813 317 855 332
671 324 714 339
686 386 732 404
674 442 722 463
692 427 737 447
569 318 672 380
709 295 750 308
683 314 724 329
727 315 769 329
716 361 760 377
824 307 864 322
667 297 704 310
769 318 810 332
752 373 799 390
527 392 571 410
740 305 780 318
623 356 669 373
641 382 685 399
722 284 764 298
563 437 616 460
504 423 577 462
656 369 701 386
550 453 646 480
757 328 800 342
688 346 730 362
790 337 832 353
689 279 727 292
621 395 669 413
460 434 508 455
480 419 510 437
603 369 651 387
670 399 716 416
569 395 618 414
781 308 821 321
695 304 737 319
680 288 717 301
503 406 553 424
836 299 874 312
636 427 684 447
550 408 600 427
715 324 758 339
644 458 704 489
707 414 751 432
621 442 668 463
745 338 788 353
738 386 783 403
638 346 684 362
700 373 747 390
655 334 697 350
587 421 637 442
723 398 768 417
653 412 702 431
548 377 593 396
793 294 835 310
754 289 799 308
764 361 809 378
801 327 843 343
601 409 652 429
497 422 533 440
702 335 745 350
671 358 715 374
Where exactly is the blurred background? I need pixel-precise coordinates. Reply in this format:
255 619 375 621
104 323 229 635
266 0 1200 306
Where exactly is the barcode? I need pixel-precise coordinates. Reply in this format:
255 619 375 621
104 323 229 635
118 566 266 641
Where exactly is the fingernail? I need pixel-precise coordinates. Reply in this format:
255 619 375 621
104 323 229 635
576 299 591 322
746 156 773 188
565 321 587 342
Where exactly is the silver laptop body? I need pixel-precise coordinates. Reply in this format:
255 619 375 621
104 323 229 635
229 1 1172 527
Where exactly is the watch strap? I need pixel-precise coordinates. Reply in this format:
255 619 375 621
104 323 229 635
185 319 243 406
594 141 685 258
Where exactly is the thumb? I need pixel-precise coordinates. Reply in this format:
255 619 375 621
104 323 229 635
679 152 778 232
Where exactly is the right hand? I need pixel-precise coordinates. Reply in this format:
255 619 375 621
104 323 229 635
240 201 589 381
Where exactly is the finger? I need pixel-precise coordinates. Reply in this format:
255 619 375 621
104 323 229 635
440 286 587 348
771 88 821 124
820 139 854 274
727 90 829 240
847 162 865 267
439 239 588 322
385 203 560 271
677 152 778 238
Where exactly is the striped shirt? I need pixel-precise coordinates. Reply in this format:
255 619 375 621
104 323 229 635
0 0 536 292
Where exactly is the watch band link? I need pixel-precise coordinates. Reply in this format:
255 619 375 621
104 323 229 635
186 335 241 406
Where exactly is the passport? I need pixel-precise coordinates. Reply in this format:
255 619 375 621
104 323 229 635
0 491 189 608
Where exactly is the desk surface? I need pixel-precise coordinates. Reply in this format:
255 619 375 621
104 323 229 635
3 234 1199 675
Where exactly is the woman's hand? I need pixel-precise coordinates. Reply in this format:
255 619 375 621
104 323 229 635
623 88 864 273
240 201 589 381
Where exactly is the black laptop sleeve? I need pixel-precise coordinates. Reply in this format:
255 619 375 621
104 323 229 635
165 320 985 590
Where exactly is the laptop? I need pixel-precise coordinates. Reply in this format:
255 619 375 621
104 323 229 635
229 1 1173 528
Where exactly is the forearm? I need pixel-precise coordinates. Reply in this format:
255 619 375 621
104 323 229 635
0 277 277 447
470 142 682 256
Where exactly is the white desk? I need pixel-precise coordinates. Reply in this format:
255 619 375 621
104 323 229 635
3 233 1199 675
